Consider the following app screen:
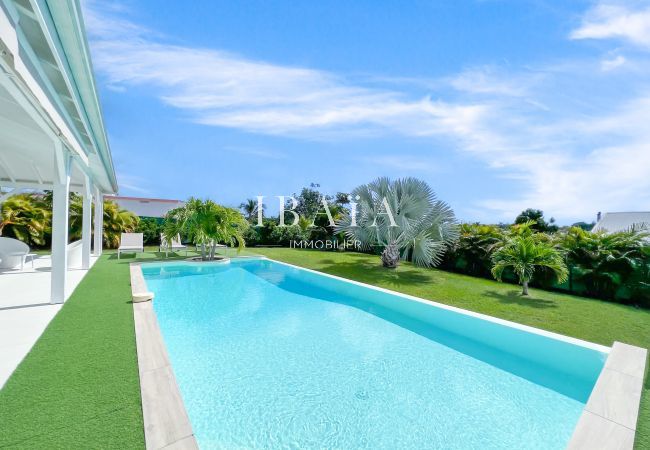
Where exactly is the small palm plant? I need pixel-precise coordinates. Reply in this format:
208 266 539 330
164 198 248 260
491 222 568 295
337 177 458 268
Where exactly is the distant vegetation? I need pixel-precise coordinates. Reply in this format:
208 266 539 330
2 185 647 306
0 193 138 248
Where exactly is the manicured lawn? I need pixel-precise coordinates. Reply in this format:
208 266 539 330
0 247 647 448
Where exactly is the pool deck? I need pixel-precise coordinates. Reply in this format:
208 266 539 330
130 259 647 450
130 264 198 449
568 342 647 450
0 254 98 388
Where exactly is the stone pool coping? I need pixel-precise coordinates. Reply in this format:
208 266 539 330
131 258 647 450
567 341 647 450
130 263 198 449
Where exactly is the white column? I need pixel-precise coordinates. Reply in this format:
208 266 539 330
51 145 71 304
93 186 103 256
81 174 92 269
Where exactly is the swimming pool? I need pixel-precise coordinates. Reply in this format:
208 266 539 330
142 257 608 449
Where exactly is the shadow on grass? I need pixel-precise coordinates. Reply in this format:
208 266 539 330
107 251 189 263
484 290 558 309
317 260 433 287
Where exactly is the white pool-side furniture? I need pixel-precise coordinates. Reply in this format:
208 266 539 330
160 234 188 257
0 237 30 269
118 233 144 259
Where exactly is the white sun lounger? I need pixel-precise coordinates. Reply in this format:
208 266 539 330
118 233 144 259
160 233 188 257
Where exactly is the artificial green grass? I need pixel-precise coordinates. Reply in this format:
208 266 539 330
0 247 647 448
0 254 145 449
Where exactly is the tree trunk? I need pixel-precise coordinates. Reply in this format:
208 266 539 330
381 242 400 268
201 243 206 261
522 280 529 296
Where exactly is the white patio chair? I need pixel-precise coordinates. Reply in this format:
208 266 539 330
159 234 187 257
0 237 30 269
118 233 144 259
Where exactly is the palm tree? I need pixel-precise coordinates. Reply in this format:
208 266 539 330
0 194 50 246
491 227 568 295
446 223 504 277
557 226 649 300
102 200 139 248
165 198 248 260
337 177 458 268
239 198 264 223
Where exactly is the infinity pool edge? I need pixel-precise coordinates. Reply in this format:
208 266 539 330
131 257 647 450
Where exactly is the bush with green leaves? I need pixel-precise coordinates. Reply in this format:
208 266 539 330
268 225 308 246
556 226 650 304
164 198 248 260
441 223 504 277
136 217 164 245
0 194 50 246
490 222 568 296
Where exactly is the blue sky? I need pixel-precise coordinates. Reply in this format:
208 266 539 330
84 0 650 224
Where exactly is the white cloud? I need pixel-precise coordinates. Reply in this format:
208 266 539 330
601 54 626 70
571 3 650 48
449 66 535 96
84 2 650 222
83 4 484 140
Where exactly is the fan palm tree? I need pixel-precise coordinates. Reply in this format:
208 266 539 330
165 198 248 260
337 177 458 268
491 231 568 296
0 194 50 246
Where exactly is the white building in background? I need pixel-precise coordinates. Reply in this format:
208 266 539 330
107 195 184 218
592 212 650 233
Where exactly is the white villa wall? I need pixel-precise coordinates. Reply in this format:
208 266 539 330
107 196 184 218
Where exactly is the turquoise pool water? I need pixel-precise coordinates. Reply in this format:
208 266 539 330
142 258 607 449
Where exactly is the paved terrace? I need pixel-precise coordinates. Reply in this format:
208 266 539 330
0 254 97 387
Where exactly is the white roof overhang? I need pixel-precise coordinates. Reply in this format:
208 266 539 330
0 0 117 194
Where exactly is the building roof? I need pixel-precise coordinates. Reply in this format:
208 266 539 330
0 0 117 194
106 196 184 218
592 212 650 234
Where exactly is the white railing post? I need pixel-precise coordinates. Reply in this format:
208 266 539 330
81 173 92 269
93 186 103 256
51 144 71 304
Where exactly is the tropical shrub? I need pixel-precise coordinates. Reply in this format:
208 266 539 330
269 224 308 246
102 200 139 248
491 221 568 295
136 217 164 245
0 194 50 246
557 227 650 304
164 198 248 260
442 223 504 277
337 177 458 268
